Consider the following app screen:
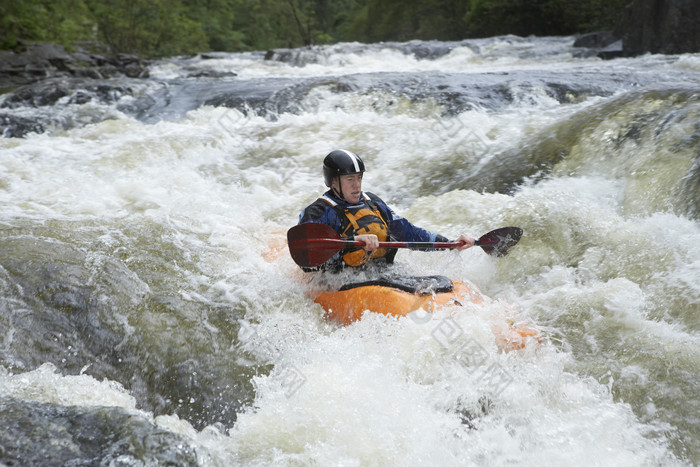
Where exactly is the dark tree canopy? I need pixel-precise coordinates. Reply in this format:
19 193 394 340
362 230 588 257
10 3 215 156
0 0 629 57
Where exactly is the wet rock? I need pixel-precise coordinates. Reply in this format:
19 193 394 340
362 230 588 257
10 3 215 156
0 42 150 93
572 32 628 59
597 40 626 60
0 398 203 466
0 113 45 138
0 238 121 370
574 31 620 49
399 40 459 59
265 47 322 66
186 69 238 79
0 77 140 136
1 79 72 108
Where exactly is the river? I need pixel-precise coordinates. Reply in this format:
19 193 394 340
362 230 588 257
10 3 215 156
1 35 699 465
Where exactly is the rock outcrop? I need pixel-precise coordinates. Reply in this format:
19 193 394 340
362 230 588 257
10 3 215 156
0 42 149 93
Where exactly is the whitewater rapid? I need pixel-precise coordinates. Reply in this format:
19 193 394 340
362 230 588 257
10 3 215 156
1 36 699 465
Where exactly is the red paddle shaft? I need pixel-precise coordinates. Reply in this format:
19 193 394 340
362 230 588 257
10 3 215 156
287 222 523 268
298 238 468 250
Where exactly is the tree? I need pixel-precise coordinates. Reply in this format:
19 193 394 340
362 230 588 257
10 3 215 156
364 0 470 42
85 0 207 56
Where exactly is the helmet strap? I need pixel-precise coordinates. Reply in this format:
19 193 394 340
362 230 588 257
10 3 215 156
332 176 344 201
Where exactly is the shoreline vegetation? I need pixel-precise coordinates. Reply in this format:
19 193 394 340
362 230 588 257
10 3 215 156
1 0 630 58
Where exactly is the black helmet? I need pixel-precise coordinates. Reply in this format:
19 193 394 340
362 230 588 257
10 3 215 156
323 149 365 187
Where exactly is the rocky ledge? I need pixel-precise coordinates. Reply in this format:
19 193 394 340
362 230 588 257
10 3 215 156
0 42 149 93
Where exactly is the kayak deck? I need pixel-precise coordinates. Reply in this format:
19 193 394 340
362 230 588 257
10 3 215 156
312 277 540 351
314 280 482 324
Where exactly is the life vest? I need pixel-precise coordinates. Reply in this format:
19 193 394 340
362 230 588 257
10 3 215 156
320 193 394 267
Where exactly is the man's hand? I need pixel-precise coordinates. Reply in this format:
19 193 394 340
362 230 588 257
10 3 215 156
354 234 379 253
454 234 475 251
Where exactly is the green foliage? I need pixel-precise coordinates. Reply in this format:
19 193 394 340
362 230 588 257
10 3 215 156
46 0 96 49
0 0 95 50
0 0 630 57
86 0 209 57
365 0 470 42
230 0 301 50
183 0 242 51
332 1 368 43
1 1 49 49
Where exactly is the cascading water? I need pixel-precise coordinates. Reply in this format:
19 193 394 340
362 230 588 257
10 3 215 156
1 35 699 465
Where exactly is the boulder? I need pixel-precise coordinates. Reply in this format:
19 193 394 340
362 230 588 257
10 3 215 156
572 31 629 60
573 31 619 49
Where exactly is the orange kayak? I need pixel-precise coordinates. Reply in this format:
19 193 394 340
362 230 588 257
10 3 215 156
311 276 541 352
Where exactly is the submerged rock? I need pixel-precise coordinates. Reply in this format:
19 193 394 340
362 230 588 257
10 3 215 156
0 398 203 466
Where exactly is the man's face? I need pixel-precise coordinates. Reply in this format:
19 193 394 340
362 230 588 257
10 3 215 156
333 173 363 204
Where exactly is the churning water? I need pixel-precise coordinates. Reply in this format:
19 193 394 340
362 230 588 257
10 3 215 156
1 35 699 465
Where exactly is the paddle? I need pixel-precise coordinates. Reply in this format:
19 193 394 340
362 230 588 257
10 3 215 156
287 223 523 268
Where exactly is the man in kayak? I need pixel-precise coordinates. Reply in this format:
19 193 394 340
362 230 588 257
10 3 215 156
298 149 475 271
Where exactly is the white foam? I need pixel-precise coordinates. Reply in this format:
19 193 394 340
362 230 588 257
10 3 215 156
0 363 136 409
